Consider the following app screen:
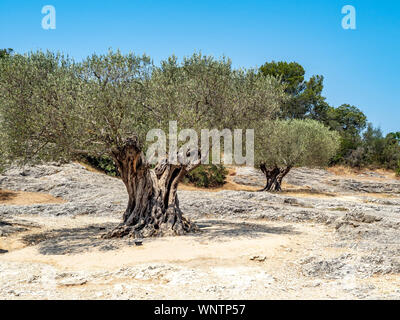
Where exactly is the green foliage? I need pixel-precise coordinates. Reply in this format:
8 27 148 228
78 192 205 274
258 61 399 170
0 130 7 173
259 61 305 96
326 104 368 165
255 119 340 168
0 48 12 59
183 165 227 188
84 155 119 176
147 53 285 136
4 50 396 174
0 51 84 165
332 121 400 169
0 48 13 172
0 50 286 169
326 104 367 135
377 131 400 170
396 160 400 177
259 61 329 121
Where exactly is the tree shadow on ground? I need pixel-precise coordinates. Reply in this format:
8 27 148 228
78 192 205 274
0 189 16 202
0 219 30 236
21 223 125 255
194 219 299 241
21 220 299 255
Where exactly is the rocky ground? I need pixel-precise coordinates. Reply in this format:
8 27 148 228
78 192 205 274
0 163 400 299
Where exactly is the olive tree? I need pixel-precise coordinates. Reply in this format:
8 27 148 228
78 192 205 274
0 50 285 238
0 126 6 173
0 51 83 172
255 119 340 191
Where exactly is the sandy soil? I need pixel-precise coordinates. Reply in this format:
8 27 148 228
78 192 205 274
0 189 65 205
179 167 316 193
2 214 398 300
1 164 400 300
327 166 400 181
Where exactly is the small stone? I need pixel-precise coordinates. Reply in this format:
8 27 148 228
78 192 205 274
59 278 87 286
250 255 266 262
114 284 123 292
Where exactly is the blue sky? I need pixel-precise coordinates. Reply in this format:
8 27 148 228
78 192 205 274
1 0 399 134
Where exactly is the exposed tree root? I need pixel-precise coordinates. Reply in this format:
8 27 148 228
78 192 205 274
259 164 292 192
103 136 201 239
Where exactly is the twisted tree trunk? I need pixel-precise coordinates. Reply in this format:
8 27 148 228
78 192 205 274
103 137 200 238
259 164 292 192
259 164 280 191
273 166 292 191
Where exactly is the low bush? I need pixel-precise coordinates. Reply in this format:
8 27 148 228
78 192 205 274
84 156 228 187
183 165 227 188
84 155 119 176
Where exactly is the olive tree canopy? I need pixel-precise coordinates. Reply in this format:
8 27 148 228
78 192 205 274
255 119 340 191
0 50 285 237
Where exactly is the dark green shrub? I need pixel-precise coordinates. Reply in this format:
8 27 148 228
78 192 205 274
84 156 228 186
396 160 400 177
183 165 227 188
84 155 119 176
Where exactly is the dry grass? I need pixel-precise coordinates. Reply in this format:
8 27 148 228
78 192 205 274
328 165 399 181
78 162 400 195
179 181 260 192
77 162 108 175
179 167 260 192
0 189 65 205
328 165 362 176
375 168 400 180
360 192 400 199
181 167 332 197
79 162 260 192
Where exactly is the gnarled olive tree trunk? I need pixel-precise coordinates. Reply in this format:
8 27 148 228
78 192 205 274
103 137 200 238
259 164 292 192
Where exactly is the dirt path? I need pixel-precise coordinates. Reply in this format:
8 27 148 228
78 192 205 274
1 164 400 299
0 189 65 205
1 214 399 299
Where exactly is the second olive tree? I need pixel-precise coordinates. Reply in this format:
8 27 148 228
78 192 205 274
255 119 340 191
